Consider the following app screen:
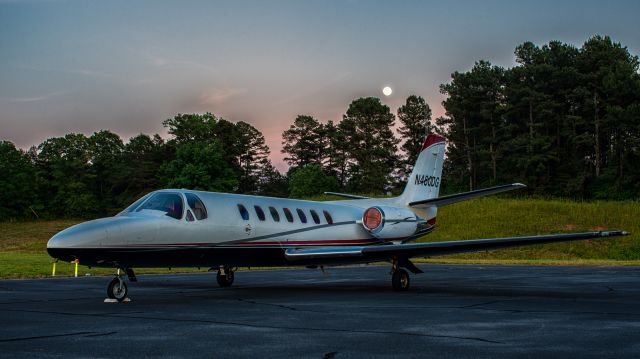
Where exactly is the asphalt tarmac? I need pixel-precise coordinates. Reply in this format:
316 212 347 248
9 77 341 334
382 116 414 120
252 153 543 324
1 265 639 358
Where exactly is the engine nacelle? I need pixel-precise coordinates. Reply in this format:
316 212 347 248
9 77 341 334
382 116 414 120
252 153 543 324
361 206 418 240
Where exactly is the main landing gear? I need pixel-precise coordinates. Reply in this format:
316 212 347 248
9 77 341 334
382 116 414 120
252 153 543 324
217 266 235 287
392 268 410 291
390 258 423 291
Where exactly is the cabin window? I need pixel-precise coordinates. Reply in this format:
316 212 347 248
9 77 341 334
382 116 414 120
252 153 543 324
310 210 321 224
254 205 266 221
323 210 333 225
283 208 294 222
269 206 280 222
185 193 208 220
238 204 250 220
296 208 307 223
136 192 183 220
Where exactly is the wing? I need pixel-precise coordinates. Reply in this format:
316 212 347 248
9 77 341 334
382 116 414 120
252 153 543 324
285 231 629 263
408 183 525 208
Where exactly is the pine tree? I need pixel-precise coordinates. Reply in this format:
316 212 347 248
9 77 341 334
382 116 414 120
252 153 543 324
281 115 325 168
397 95 433 175
340 97 399 193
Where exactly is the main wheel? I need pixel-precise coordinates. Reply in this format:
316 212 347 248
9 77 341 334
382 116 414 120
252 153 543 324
392 269 410 291
216 269 234 287
107 277 128 302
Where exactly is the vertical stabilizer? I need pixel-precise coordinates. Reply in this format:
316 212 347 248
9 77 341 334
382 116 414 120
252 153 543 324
397 134 446 217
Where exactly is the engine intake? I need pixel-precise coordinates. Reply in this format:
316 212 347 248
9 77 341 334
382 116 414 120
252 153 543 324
361 206 419 240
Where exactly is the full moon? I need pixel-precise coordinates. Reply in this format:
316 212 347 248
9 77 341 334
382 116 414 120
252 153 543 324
382 86 393 96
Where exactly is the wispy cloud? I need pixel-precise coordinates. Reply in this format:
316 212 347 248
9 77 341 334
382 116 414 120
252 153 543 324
273 72 351 106
15 64 115 79
144 50 218 74
199 88 246 106
6 90 68 103
67 68 113 78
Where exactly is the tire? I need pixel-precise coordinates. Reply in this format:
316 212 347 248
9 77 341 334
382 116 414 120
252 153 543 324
107 277 128 302
392 269 410 291
216 269 234 287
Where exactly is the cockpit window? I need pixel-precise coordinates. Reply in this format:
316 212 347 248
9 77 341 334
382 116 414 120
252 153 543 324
136 192 184 220
119 193 151 215
185 193 208 220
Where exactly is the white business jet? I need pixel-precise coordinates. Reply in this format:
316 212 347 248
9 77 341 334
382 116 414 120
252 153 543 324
47 134 628 301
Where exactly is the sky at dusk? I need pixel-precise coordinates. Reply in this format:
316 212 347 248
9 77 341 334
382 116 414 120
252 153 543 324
2 0 639 171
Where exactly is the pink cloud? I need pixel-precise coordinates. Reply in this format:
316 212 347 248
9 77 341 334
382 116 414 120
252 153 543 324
199 88 247 106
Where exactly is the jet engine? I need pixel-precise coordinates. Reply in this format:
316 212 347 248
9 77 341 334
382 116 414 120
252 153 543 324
361 206 418 240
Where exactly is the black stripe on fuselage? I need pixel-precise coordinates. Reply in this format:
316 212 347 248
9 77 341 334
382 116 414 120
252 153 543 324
47 246 290 268
46 245 384 269
219 220 358 245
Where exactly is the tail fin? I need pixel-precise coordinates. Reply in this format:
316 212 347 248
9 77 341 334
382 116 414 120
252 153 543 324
397 134 446 206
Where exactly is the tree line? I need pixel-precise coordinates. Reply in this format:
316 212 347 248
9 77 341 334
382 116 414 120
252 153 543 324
0 115 285 219
0 95 430 220
1 35 638 220
438 35 640 199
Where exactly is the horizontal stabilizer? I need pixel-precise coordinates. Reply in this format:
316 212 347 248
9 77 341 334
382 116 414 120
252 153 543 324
408 183 525 208
324 192 370 199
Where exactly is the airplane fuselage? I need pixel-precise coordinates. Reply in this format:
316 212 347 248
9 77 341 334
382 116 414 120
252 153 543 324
47 190 434 269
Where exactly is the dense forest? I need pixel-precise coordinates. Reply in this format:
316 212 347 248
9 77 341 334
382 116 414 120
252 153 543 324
439 36 640 199
1 35 639 220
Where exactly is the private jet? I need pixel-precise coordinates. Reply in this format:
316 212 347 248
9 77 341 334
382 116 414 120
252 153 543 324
47 134 628 301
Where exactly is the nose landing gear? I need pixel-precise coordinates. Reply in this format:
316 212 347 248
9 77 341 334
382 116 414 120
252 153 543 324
106 268 128 302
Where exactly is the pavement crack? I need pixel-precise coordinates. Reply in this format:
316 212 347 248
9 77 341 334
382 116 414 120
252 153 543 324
0 308 504 345
460 300 503 308
0 296 102 306
237 298 299 311
83 331 117 338
0 331 98 342
235 298 323 313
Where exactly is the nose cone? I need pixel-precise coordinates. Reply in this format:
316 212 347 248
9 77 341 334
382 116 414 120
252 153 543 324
47 219 112 260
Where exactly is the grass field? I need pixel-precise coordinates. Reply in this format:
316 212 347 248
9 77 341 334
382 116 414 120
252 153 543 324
0 198 638 279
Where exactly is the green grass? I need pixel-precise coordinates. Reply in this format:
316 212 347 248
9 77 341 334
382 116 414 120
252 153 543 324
420 197 640 261
0 198 638 279
0 220 207 279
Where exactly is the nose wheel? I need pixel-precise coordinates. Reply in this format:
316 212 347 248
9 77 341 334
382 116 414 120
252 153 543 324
107 276 128 302
216 266 235 287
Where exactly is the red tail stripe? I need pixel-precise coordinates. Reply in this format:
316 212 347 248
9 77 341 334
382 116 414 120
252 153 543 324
421 134 446 150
